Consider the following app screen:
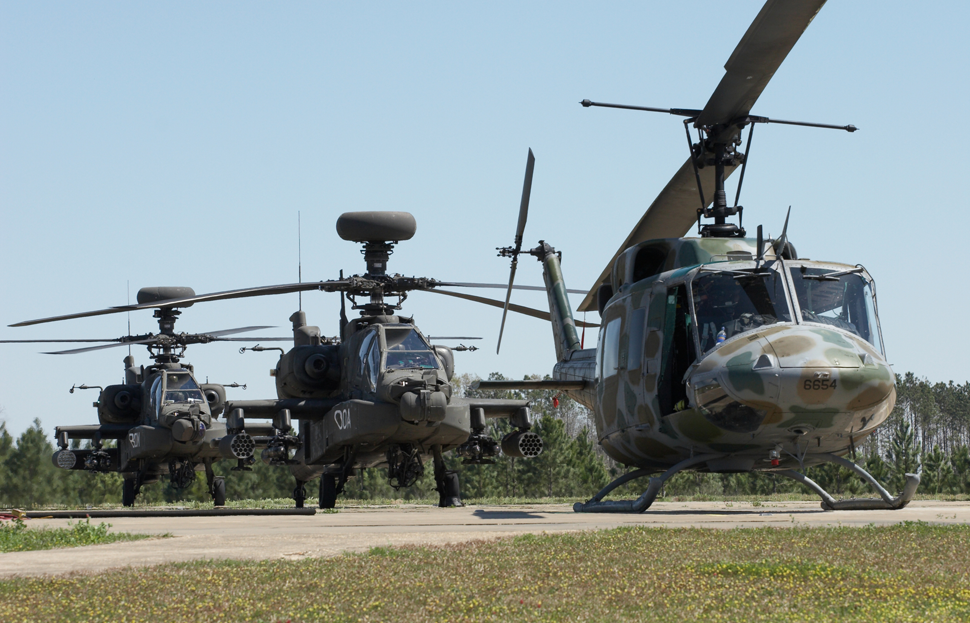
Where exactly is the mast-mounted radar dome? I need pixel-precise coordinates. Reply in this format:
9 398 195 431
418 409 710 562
336 212 416 243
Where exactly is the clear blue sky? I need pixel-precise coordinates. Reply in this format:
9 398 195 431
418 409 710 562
2 1 968 436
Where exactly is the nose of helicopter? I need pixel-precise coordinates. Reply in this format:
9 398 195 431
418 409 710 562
690 324 894 435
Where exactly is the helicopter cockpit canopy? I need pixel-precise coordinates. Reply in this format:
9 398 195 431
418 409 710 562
788 266 883 355
159 370 206 405
383 326 439 371
688 262 884 356
691 268 792 352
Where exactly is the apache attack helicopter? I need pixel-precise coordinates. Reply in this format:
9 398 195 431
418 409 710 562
481 0 919 513
3 291 292 506
10 211 594 509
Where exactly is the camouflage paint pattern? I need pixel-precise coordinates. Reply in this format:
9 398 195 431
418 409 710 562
544 237 894 473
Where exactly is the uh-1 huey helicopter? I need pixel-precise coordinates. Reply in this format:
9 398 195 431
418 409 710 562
4 291 294 506
10 211 595 509
480 0 920 513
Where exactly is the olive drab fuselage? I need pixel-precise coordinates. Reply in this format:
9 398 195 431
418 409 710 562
52 360 258 486
228 311 532 488
290 316 472 473
549 237 893 472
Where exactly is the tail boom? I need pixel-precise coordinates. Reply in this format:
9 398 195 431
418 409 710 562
538 242 582 360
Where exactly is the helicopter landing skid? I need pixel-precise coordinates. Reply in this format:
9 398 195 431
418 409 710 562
775 453 920 511
573 454 723 513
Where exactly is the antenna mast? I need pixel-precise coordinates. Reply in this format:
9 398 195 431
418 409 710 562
298 211 302 311
126 280 131 357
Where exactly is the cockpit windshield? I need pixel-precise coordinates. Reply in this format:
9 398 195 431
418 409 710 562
383 327 439 371
691 269 792 352
163 371 205 404
789 267 883 353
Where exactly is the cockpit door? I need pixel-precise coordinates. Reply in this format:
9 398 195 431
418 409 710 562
658 285 696 416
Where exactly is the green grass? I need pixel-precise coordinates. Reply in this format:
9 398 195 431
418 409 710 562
1 522 968 622
0 518 156 553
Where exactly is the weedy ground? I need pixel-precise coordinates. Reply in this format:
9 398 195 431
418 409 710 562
0 522 968 622
0 518 155 553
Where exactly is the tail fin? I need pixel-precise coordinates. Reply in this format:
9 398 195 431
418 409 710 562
537 242 582 361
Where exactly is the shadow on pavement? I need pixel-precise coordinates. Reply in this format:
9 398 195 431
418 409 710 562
472 509 546 520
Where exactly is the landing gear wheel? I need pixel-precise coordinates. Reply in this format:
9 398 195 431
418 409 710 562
319 474 337 509
437 471 463 508
122 479 137 508
293 481 307 509
212 477 226 507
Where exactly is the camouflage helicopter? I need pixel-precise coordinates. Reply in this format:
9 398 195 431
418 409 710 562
10 212 594 509
4 291 292 506
481 0 919 513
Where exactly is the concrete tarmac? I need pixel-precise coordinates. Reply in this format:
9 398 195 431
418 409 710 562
3 500 969 578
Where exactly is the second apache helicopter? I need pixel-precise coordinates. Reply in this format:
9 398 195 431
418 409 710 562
3 296 291 506
482 0 919 513
10 212 594 509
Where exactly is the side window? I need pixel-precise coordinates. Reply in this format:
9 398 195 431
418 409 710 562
862 283 884 355
594 326 604 382
151 377 162 415
600 317 622 379
627 307 646 371
357 332 376 390
632 247 666 283
366 338 380 389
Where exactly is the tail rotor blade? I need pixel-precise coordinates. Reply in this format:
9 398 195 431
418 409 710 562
514 148 535 253
497 260 518 354
498 148 535 354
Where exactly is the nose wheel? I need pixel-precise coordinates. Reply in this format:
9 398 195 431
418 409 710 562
211 477 226 507
433 445 463 508
122 478 138 508
203 460 227 507
293 480 307 508
319 474 337 509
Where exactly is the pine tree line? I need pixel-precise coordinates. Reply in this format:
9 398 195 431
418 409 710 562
1 372 969 508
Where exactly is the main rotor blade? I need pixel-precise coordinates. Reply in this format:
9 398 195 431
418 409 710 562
694 0 827 129
427 336 483 340
201 325 275 338
514 148 535 253
212 337 293 342
497 260 518 354
435 281 586 295
424 289 598 328
577 158 737 312
43 338 156 355
11 281 348 327
0 339 125 343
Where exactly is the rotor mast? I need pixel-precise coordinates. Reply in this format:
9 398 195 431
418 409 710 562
581 100 855 238
362 239 395 315
152 307 182 364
